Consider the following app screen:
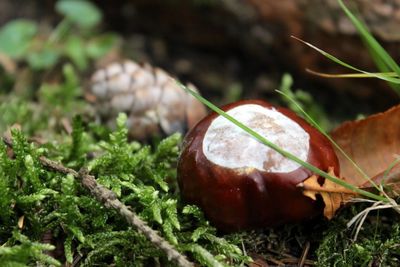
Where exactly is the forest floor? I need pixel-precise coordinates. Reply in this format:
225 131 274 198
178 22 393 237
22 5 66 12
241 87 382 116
1 1 400 266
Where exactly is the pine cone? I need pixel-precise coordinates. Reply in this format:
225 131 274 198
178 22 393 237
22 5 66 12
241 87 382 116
88 60 207 140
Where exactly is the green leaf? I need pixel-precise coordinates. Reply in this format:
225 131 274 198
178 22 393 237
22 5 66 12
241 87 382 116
86 33 119 59
68 225 85 243
154 132 181 161
17 189 58 204
0 231 60 266
151 202 163 224
148 169 169 192
164 199 180 230
64 35 88 70
182 205 204 221
185 244 225 267
64 235 73 264
204 233 243 258
191 226 209 242
0 19 37 58
26 49 60 70
162 221 178 245
56 0 102 29
63 63 80 91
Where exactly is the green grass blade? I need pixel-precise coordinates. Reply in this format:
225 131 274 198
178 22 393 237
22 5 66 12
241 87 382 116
276 89 382 193
338 0 400 76
292 36 400 84
381 157 400 183
365 44 400 95
178 81 387 202
337 0 400 95
306 69 398 79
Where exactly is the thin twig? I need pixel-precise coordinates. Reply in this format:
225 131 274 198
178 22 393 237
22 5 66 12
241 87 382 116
298 241 310 267
3 136 194 267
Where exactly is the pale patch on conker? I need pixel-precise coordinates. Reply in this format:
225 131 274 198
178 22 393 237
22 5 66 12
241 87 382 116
202 104 310 173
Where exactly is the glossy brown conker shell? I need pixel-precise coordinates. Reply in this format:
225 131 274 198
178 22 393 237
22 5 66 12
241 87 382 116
177 99 339 231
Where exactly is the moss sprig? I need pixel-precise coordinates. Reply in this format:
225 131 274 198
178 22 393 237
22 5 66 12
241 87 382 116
1 114 249 266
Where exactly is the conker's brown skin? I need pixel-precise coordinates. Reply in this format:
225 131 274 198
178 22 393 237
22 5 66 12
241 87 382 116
177 99 339 232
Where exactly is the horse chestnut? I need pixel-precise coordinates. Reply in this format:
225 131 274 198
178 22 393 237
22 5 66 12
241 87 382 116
177 99 339 231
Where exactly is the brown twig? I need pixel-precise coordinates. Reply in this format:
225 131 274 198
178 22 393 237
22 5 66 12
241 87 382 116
3 136 194 267
298 241 310 267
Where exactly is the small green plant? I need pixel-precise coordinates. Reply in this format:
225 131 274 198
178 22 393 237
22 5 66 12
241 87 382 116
38 63 84 112
0 231 60 266
278 73 330 131
316 209 400 267
0 114 250 266
0 0 119 71
0 63 87 137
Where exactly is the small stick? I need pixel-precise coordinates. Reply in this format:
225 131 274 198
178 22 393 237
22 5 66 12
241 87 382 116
298 241 310 267
3 136 194 267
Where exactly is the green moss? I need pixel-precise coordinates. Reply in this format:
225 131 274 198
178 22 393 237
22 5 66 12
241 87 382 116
2 79 399 267
1 1 399 266
0 115 249 266
316 207 400 267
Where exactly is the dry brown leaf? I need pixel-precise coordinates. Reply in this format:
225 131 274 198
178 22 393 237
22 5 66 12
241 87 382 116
367 162 400 195
297 168 357 219
331 104 400 187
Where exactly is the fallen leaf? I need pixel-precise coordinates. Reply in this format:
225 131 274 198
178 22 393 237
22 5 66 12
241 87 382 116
297 168 357 219
366 162 400 195
331 104 400 187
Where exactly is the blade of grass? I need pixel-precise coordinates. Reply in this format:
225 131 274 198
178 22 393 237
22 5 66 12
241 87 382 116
292 36 400 84
275 89 382 193
337 0 400 95
365 44 400 95
337 0 400 76
382 156 400 182
178 81 387 202
306 69 398 79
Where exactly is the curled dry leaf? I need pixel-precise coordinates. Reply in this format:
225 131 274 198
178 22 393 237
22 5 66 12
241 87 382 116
297 168 356 219
331 104 400 187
